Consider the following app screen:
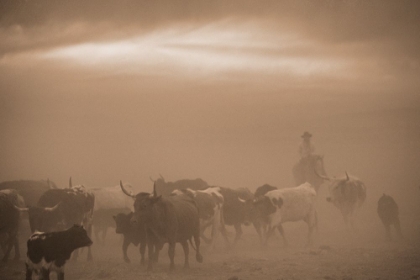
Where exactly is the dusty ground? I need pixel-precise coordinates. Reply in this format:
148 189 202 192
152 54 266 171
2 220 420 280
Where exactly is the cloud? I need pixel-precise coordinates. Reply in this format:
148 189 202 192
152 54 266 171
0 1 419 90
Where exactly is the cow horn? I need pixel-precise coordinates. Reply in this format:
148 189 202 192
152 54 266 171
69 177 72 188
120 181 135 198
159 174 164 181
345 172 350 181
45 202 61 212
314 169 330 181
238 197 246 203
47 178 51 188
14 205 29 212
149 176 155 182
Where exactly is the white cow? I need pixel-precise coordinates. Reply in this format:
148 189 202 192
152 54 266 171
253 182 317 247
318 172 366 230
172 187 225 249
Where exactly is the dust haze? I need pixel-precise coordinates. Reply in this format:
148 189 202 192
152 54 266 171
1 1 420 279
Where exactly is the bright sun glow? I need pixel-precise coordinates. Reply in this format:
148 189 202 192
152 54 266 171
40 19 346 77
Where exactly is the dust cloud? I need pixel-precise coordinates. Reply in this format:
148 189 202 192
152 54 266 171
1 1 420 279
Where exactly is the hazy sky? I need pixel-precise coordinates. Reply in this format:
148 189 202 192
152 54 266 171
0 1 419 199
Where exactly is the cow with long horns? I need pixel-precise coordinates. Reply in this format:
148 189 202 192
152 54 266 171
23 177 95 261
317 171 366 230
120 181 203 271
0 189 26 261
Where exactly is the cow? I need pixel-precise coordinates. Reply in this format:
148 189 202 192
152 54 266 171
120 181 203 271
317 171 366 230
152 175 209 197
292 154 328 193
219 187 254 246
377 194 403 241
0 189 26 261
0 179 57 207
171 187 225 249
90 184 135 243
251 184 278 246
113 212 147 263
93 207 131 244
25 224 93 280
25 177 95 261
252 182 318 247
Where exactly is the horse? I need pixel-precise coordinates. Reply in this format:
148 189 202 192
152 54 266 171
292 154 327 193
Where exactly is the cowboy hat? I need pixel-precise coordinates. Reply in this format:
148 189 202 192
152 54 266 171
301 131 312 138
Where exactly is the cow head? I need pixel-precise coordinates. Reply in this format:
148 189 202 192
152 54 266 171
25 203 64 232
319 172 351 203
67 224 93 249
120 181 160 226
113 212 133 234
237 196 256 225
251 195 283 222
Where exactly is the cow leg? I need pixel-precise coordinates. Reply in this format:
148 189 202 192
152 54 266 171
139 241 146 265
304 213 316 247
277 224 288 247
180 240 190 269
58 271 65 280
253 221 264 246
200 220 213 244
220 223 231 248
194 226 203 263
384 223 392 241
122 238 130 263
41 268 50 280
394 219 403 239
265 226 277 246
93 226 100 244
72 249 79 261
101 227 107 244
1 233 16 262
13 235 20 261
168 242 176 271
86 223 93 261
25 263 33 280
233 224 243 245
147 239 155 271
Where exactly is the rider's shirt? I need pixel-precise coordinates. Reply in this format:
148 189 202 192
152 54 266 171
299 141 315 158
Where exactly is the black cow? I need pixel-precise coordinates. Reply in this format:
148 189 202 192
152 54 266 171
121 181 203 271
113 212 147 263
26 224 92 280
217 187 254 246
26 178 95 261
93 207 131 244
0 189 25 261
377 194 403 241
252 184 278 246
0 179 57 207
152 175 209 197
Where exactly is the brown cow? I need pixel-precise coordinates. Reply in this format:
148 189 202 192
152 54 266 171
121 181 203 271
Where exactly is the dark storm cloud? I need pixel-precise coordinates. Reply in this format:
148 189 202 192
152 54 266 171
0 0 419 87
1 0 419 49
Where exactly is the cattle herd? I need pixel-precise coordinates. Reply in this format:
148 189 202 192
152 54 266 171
0 155 405 279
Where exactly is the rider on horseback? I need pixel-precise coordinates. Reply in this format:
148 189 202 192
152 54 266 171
299 131 315 160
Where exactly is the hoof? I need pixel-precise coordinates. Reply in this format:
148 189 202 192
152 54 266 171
196 254 203 263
